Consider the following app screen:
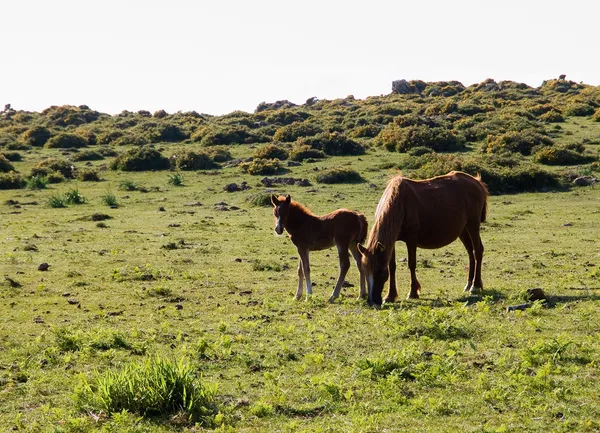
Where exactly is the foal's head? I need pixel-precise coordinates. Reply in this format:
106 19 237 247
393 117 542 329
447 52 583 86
271 194 292 235
358 242 388 308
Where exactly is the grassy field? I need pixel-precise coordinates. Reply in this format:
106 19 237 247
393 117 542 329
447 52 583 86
1 127 600 433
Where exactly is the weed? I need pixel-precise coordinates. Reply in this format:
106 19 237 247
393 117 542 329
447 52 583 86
26 175 49 190
118 180 138 191
168 172 184 186
64 189 87 205
48 194 67 208
101 192 119 207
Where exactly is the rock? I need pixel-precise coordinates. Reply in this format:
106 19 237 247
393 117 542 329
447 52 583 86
573 176 598 186
38 263 50 271
527 288 547 301
184 201 203 207
223 182 251 192
67 298 80 305
287 161 302 167
392 79 412 94
506 303 532 312
175 303 183 310
215 205 229 211
158 206 166 212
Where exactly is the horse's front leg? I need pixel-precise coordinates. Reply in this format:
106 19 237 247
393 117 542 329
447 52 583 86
297 248 313 299
384 245 399 303
294 257 304 300
406 240 421 299
328 244 351 303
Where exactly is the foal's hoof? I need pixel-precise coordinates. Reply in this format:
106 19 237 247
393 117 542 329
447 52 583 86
327 295 338 303
384 295 398 304
406 292 420 300
469 286 482 295
294 295 302 301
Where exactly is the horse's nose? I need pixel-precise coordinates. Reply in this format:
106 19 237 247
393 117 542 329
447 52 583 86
275 226 283 235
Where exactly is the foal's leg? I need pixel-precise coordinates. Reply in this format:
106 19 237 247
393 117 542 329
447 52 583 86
294 258 304 300
466 224 484 294
349 243 367 299
384 246 399 303
406 239 421 299
459 230 475 293
297 247 313 299
328 243 351 303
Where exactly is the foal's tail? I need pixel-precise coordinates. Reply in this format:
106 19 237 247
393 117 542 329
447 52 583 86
356 213 368 244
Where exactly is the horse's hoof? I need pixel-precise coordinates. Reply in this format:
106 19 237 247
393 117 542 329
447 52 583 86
327 296 337 303
384 296 398 303
463 284 471 293
406 293 420 300
294 295 302 301
469 286 482 295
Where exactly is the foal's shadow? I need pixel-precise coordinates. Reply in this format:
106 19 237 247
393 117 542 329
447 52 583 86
377 288 507 310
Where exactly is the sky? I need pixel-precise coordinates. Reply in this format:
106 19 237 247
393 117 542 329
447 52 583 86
2 0 599 116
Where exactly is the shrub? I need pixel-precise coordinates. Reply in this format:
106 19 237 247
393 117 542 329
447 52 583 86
172 150 216 170
97 130 124 145
408 146 435 156
74 356 218 425
1 151 23 162
592 109 600 122
0 154 14 172
72 150 104 161
246 192 273 207
64 189 87 205
273 121 322 142
240 158 283 175
563 103 595 117
31 158 75 179
111 146 170 171
0 171 25 189
77 169 100 182
377 124 465 153
539 111 565 123
315 167 364 184
348 124 382 138
48 194 67 208
301 132 365 156
201 126 267 146
534 147 596 165
289 144 326 161
26 175 49 190
168 172 184 186
206 147 232 163
0 133 18 148
21 125 52 147
119 180 138 191
45 133 88 149
253 144 289 160
485 131 554 156
101 193 119 207
46 171 66 183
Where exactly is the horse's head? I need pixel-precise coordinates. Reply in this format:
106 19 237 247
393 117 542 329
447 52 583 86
271 194 291 235
358 242 389 308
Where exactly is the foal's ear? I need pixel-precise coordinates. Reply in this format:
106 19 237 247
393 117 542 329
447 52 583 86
271 194 279 206
357 243 367 256
285 194 291 204
375 241 385 254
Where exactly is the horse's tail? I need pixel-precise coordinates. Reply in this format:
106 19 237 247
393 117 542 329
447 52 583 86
356 213 368 244
476 173 489 223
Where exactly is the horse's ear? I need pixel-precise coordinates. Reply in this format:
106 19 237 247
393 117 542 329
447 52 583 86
375 241 385 254
285 194 291 204
271 194 279 206
357 243 367 256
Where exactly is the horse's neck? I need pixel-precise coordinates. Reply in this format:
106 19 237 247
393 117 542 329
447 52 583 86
286 205 317 234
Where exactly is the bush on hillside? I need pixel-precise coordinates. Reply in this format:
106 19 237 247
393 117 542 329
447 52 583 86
200 126 267 146
272 121 322 142
289 144 326 161
348 124 382 138
563 103 595 117
0 151 22 162
206 147 232 163
301 132 365 156
315 167 364 184
253 144 289 160
0 155 15 172
30 158 75 179
77 169 101 181
45 133 89 149
72 150 104 161
592 109 600 122
534 147 597 165
539 111 565 123
239 158 283 175
172 150 217 170
485 131 553 156
21 125 53 147
110 146 170 171
377 124 465 153
0 171 25 189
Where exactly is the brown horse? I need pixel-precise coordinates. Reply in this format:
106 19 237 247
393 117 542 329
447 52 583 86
271 194 368 302
357 171 488 308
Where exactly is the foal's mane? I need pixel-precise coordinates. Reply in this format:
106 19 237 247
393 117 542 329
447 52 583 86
366 175 404 250
290 199 315 217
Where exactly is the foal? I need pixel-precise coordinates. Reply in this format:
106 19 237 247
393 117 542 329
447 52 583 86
271 194 367 302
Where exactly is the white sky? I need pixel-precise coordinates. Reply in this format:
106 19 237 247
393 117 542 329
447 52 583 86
1 0 599 115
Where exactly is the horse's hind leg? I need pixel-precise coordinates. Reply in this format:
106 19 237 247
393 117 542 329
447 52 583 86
294 257 304 300
384 246 399 303
329 243 351 303
350 243 367 299
459 230 475 293
406 239 421 299
464 224 484 294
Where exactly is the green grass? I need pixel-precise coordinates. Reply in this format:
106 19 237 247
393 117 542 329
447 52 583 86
0 113 599 431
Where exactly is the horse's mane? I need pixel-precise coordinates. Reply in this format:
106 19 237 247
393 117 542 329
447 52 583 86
367 175 404 250
290 200 315 217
